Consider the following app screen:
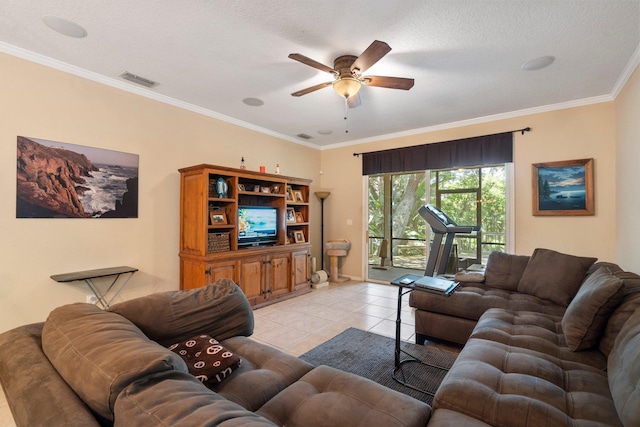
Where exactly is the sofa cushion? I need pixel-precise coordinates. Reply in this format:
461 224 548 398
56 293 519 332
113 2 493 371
561 266 625 351
483 251 530 291
168 334 241 386
598 266 640 355
42 303 187 423
257 365 432 427
409 283 566 322
608 308 640 426
115 370 277 426
433 337 623 426
109 279 253 347
517 248 597 306
471 308 606 369
0 323 102 427
211 336 315 411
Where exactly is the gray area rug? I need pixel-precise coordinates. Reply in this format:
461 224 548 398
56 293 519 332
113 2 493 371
299 327 457 405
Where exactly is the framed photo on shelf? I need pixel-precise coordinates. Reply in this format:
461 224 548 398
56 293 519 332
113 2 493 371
293 190 304 202
286 207 296 223
532 158 594 216
286 185 294 201
210 211 227 225
295 212 304 223
294 230 305 243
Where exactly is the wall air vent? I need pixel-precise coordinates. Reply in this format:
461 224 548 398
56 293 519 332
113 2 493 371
119 71 157 88
296 133 313 140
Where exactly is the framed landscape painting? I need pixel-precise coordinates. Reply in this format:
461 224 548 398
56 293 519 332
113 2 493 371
17 136 139 218
532 158 594 216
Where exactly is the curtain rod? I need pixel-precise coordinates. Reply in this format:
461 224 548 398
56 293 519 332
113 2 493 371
352 127 531 157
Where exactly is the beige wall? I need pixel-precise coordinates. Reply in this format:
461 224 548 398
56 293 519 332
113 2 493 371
615 65 640 272
320 102 620 279
0 53 321 332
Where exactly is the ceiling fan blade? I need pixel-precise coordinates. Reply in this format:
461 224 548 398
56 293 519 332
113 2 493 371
347 93 362 108
291 81 333 97
351 40 391 73
288 53 336 74
364 76 415 90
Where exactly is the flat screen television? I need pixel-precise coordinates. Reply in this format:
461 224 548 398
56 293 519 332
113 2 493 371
238 206 278 246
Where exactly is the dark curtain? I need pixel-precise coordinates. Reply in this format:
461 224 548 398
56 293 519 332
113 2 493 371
361 132 513 175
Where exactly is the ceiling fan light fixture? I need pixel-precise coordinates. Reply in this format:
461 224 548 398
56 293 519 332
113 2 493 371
333 77 361 99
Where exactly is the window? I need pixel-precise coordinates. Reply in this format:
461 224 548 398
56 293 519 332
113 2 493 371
367 165 507 276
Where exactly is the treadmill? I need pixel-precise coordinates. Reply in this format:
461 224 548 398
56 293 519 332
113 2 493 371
419 204 481 277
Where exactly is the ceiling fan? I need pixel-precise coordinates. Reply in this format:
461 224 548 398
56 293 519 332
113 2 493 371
289 40 414 108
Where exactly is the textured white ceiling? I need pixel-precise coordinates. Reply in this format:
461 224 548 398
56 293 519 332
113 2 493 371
1 0 638 147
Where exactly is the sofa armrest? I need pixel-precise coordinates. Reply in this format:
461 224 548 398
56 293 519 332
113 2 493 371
109 279 254 347
0 323 101 427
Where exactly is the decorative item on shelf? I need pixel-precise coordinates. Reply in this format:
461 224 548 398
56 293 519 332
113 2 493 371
286 185 294 201
314 191 331 271
261 186 270 193
293 190 304 202
286 207 296 223
287 230 295 244
240 157 246 169
295 212 304 223
238 183 246 192
215 177 228 198
275 164 280 174
294 230 305 243
208 232 230 253
253 185 261 193
210 211 227 225
259 165 266 173
271 184 280 194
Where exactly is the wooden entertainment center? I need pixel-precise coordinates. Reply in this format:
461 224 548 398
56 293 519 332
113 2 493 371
179 164 312 307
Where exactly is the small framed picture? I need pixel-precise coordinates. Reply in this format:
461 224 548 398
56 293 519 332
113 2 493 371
286 185 294 201
237 183 245 192
295 212 304 223
286 207 296 223
294 230 305 243
293 190 304 202
210 211 227 225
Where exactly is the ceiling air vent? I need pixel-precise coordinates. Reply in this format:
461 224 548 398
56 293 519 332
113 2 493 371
296 133 313 140
119 71 157 88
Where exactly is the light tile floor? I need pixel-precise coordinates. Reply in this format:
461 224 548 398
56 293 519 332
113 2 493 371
0 280 452 427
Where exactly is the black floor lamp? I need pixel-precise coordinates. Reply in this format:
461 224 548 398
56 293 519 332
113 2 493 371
314 191 330 271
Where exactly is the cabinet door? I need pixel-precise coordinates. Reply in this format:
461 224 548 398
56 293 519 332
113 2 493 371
269 253 291 298
206 260 237 285
292 250 310 291
239 256 266 304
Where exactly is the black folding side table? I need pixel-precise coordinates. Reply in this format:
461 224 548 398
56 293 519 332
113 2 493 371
51 266 138 309
390 274 458 396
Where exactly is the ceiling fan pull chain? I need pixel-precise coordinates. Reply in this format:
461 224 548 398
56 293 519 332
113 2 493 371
344 98 349 133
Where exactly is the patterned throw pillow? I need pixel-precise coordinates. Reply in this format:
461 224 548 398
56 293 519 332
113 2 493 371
168 335 241 386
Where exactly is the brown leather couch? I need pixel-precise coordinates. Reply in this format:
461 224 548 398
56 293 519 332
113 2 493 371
414 249 640 426
0 279 431 427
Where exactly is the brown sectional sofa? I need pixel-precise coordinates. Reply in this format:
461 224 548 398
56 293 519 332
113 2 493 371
0 279 431 427
412 249 640 427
